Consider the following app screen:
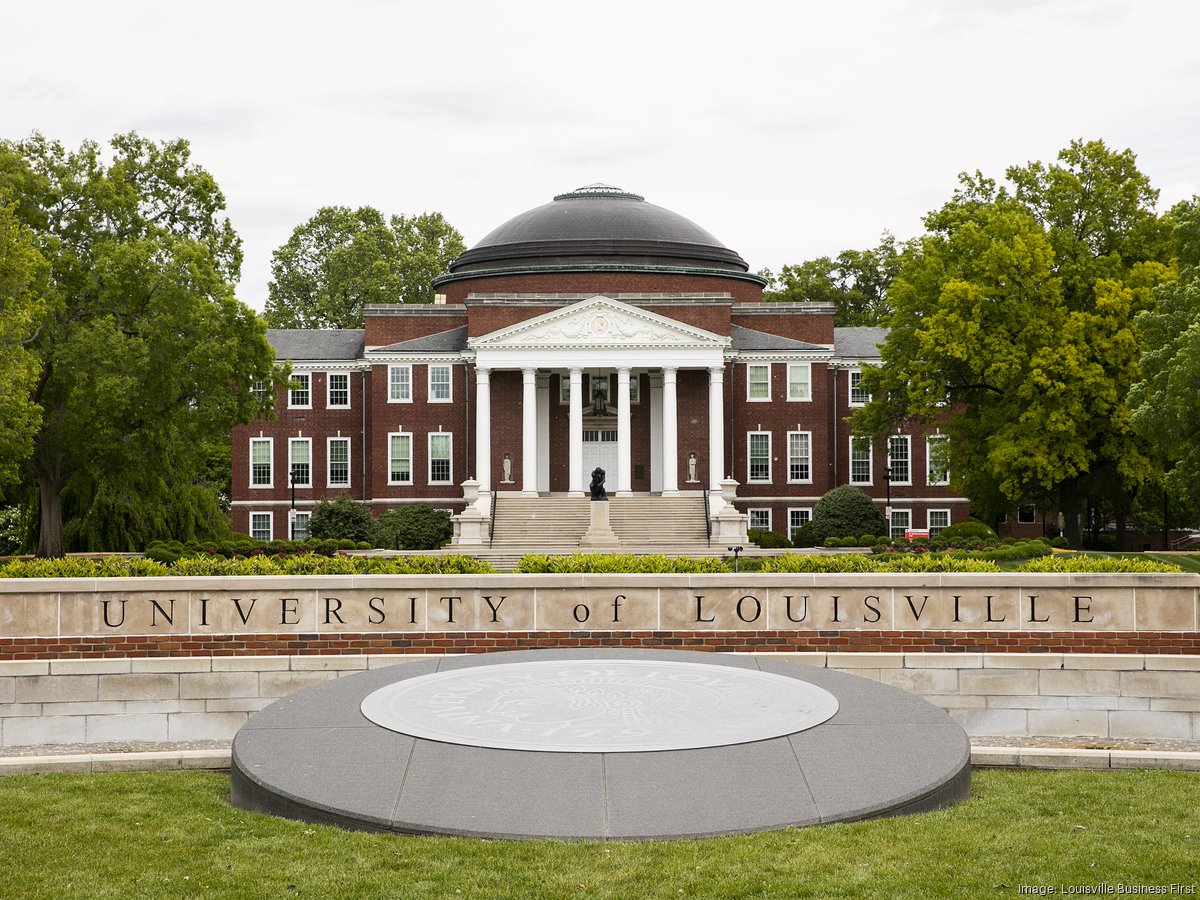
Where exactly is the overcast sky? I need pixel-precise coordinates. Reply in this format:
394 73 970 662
5 0 1198 311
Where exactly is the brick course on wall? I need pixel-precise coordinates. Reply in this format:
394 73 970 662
440 272 764 304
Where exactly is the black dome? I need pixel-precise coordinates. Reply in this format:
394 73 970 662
444 184 751 276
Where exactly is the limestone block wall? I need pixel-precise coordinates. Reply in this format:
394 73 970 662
2 653 1197 748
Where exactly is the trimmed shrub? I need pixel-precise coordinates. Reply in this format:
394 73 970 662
308 498 375 544
791 521 816 548
936 519 997 544
373 506 453 551
811 486 886 542
749 529 791 549
1049 536 1070 549
1017 555 1182 573
515 553 728 574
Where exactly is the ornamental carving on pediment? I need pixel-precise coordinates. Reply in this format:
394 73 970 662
505 309 695 347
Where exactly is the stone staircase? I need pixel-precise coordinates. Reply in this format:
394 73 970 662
482 494 713 567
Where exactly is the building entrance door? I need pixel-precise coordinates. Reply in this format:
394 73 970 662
582 427 618 487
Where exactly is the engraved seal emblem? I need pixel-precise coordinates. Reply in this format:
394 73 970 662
360 659 839 752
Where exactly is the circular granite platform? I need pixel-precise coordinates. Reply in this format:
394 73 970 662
231 649 971 840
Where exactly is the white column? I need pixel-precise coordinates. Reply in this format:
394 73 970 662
616 367 632 493
536 373 550 493
708 366 724 488
648 373 663 493
475 367 491 493
661 367 678 495
521 367 538 496
568 368 584 494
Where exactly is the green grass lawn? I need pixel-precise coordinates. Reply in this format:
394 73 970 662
1 769 1197 898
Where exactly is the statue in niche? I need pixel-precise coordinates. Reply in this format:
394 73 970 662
686 452 699 483
590 468 607 501
501 453 514 483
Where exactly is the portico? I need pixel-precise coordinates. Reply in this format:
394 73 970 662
470 296 729 503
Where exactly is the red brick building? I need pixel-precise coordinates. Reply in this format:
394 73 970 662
231 184 967 545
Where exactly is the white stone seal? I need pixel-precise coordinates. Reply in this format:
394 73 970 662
360 659 839 753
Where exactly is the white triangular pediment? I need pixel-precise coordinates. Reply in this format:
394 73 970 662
470 296 729 351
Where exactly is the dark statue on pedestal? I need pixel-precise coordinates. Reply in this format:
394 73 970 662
590 468 607 501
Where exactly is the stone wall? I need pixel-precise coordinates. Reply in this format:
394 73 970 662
3 652 1197 748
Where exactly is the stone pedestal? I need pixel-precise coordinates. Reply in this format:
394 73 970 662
579 500 620 548
452 479 489 546
709 478 749 545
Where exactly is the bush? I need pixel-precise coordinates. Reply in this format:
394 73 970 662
749 529 791 549
937 519 997 544
514 553 728 574
373 506 453 551
811 486 886 542
1049 536 1070 549
1018 555 1182 574
1083 534 1118 552
791 521 816 548
308 498 375 544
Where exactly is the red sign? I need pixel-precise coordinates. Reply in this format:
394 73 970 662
905 529 930 540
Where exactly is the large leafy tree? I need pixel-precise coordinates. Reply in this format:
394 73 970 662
1129 200 1200 534
264 206 465 328
761 234 904 326
854 141 1172 548
0 132 282 556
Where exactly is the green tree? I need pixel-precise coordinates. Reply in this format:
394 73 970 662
0 132 282 557
308 497 374 544
854 141 1172 548
264 207 465 328
0 197 46 495
1129 199 1200 533
761 234 904 326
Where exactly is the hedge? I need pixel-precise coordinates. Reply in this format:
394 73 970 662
0 554 496 578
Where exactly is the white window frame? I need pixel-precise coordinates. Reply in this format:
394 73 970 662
388 365 412 403
288 372 311 409
1017 505 1037 525
249 437 273 489
628 373 640 404
388 431 413 485
250 380 269 403
926 436 950 486
291 511 311 542
787 363 811 402
327 437 351 488
288 437 312 488
428 432 453 485
787 431 812 484
748 508 772 531
747 431 772 484
850 436 872 485
249 511 272 542
747 364 771 402
326 372 350 409
849 370 871 406
890 508 912 541
788 507 813 543
928 509 951 537
559 375 571 405
887 434 912 486
428 364 452 403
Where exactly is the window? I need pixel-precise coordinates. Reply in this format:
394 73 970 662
928 509 951 537
887 435 911 485
250 512 272 541
787 431 812 483
628 374 640 404
787 363 811 401
288 438 311 488
250 438 272 488
291 511 310 541
850 436 872 485
849 370 871 405
927 436 950 485
589 374 611 407
288 372 311 408
388 432 412 484
429 365 452 402
429 433 452 484
748 432 772 483
747 364 770 401
327 437 350 487
388 365 412 402
1017 505 1037 525
748 508 771 531
559 375 571 404
250 381 269 403
890 508 911 541
327 373 350 408
788 508 812 543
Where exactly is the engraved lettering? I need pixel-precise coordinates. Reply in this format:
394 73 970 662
368 596 386 625
102 599 127 628
985 595 1005 622
199 597 210 627
440 596 460 624
952 594 962 622
863 594 881 623
323 597 345 625
785 594 809 623
482 595 506 623
695 594 715 623
232 597 256 625
409 596 419 624
280 597 299 626
1027 595 1049 623
150 598 174 627
573 603 590 623
832 595 843 623
905 595 929 621
736 595 762 623
612 594 625 623
1074 595 1094 623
